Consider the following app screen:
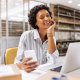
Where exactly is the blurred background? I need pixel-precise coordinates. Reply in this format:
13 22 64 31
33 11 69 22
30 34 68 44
0 0 45 64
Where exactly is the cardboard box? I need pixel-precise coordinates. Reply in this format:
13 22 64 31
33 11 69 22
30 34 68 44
0 64 21 80
36 71 80 80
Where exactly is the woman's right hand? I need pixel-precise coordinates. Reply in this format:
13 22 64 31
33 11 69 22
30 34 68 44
21 58 39 73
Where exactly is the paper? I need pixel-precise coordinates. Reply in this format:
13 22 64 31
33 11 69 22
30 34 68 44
20 63 63 80
20 69 46 80
37 62 63 72
0 65 14 76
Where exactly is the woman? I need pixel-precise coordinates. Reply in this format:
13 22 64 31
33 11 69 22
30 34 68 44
14 4 59 72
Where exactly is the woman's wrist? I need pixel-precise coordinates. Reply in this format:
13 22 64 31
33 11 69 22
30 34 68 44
47 26 54 37
47 33 54 37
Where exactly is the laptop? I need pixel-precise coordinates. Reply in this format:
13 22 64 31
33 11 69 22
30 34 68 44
39 42 80 74
52 42 80 73
60 42 80 73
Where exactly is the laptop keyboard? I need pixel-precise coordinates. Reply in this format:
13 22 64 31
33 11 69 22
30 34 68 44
50 66 62 72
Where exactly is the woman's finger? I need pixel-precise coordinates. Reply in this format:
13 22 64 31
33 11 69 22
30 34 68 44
22 58 33 65
24 65 38 72
28 62 38 67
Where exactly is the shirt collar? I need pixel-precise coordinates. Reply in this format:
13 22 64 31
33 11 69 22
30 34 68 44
34 29 40 39
33 29 48 42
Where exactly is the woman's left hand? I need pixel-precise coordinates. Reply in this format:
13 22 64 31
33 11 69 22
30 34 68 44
47 20 56 33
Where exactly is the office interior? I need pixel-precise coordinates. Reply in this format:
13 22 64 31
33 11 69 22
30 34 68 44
0 0 80 79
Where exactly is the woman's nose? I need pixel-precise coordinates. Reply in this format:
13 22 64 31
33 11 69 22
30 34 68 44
44 17 48 20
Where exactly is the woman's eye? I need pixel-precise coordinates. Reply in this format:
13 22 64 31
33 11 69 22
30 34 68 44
40 17 44 19
46 15 50 17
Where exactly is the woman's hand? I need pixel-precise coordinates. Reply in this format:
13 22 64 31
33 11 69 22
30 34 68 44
47 20 56 33
21 58 39 73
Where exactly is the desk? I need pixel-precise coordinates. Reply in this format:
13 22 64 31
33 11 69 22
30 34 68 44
20 56 65 80
20 56 80 80
20 62 63 80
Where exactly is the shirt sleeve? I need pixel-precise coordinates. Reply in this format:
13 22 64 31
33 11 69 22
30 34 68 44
47 37 59 64
14 32 27 64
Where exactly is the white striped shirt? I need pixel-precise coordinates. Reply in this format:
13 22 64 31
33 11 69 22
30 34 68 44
14 29 59 65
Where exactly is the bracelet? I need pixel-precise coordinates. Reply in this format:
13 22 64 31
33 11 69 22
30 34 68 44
47 33 54 37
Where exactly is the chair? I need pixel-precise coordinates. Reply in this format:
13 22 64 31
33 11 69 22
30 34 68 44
5 47 18 65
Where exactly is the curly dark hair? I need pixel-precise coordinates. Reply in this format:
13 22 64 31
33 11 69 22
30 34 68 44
28 4 52 29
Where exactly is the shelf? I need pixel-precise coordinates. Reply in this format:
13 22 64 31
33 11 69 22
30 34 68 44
57 13 80 19
75 16 80 19
55 29 74 32
56 21 74 25
53 4 80 56
57 39 80 43
54 4 74 11
59 53 66 56
57 22 80 25
56 21 80 25
75 30 80 32
75 23 80 25
58 13 74 18
58 47 68 50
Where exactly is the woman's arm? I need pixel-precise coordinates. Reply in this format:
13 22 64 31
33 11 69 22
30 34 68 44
48 37 56 54
47 21 56 54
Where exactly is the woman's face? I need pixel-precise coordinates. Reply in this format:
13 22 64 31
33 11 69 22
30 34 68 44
36 9 52 29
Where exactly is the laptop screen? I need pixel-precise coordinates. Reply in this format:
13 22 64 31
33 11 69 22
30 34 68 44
60 42 80 73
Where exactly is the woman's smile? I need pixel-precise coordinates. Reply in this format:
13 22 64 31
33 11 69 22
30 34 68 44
44 21 50 25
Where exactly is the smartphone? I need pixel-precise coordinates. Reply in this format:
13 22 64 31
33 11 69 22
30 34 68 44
24 50 37 64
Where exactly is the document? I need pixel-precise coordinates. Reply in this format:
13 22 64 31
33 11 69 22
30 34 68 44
0 65 14 76
20 69 46 80
37 62 63 72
